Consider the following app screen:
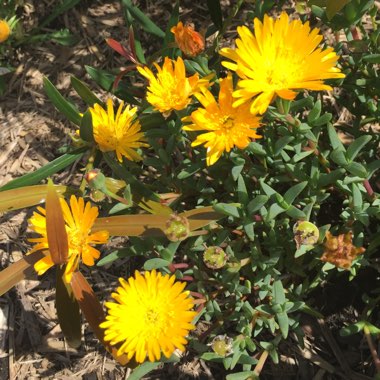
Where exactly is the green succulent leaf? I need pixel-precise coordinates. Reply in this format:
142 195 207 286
71 76 104 107
43 77 81 126
122 0 165 38
346 135 372 162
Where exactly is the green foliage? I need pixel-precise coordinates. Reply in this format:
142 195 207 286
0 147 87 191
1 1 380 378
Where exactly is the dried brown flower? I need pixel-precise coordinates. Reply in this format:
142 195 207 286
321 231 365 269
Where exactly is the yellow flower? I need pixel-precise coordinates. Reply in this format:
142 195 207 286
183 73 261 165
89 99 148 162
0 19 10 43
137 56 205 116
28 195 109 283
100 270 197 363
171 21 205 57
220 12 345 114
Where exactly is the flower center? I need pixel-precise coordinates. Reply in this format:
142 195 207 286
168 93 183 105
68 227 87 255
265 53 304 90
145 308 160 324
142 305 167 338
220 115 234 132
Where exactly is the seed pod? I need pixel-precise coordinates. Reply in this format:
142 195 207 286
203 246 227 269
210 335 233 357
293 221 319 249
164 214 190 242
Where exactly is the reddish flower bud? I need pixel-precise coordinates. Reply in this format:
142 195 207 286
171 21 205 58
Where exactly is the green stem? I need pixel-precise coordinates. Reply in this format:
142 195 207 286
208 0 244 54
79 146 97 193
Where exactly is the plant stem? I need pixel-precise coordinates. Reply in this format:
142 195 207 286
79 146 96 193
253 350 269 377
190 292 206 302
363 179 375 198
364 325 380 373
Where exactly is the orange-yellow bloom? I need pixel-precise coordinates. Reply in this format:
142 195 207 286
171 21 205 57
89 99 148 163
28 195 109 283
220 12 345 114
0 19 10 43
100 270 197 363
137 56 207 116
183 73 261 165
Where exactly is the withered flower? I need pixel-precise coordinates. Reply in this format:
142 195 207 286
321 231 365 269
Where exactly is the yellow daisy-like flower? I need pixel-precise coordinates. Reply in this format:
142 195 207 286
89 99 148 162
137 56 205 116
183 73 262 166
100 270 197 363
220 12 345 114
0 19 11 43
28 195 109 283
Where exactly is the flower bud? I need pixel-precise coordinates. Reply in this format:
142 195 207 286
164 214 190 242
203 246 227 269
210 335 233 357
89 189 106 203
293 221 319 249
170 21 205 57
85 169 107 190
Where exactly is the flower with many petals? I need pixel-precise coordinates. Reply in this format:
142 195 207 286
28 195 109 283
220 12 345 114
137 56 206 116
89 99 148 162
171 21 205 57
183 73 261 165
100 270 197 363
0 19 10 43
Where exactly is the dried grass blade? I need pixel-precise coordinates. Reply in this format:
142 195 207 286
181 206 223 230
93 207 223 237
70 271 131 366
0 251 48 296
93 214 168 236
46 180 68 264
0 185 68 214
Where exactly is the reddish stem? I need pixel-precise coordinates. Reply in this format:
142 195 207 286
181 275 194 282
363 179 375 198
196 303 205 314
351 27 361 40
168 263 190 273
190 291 205 299
192 299 206 305
173 263 190 269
